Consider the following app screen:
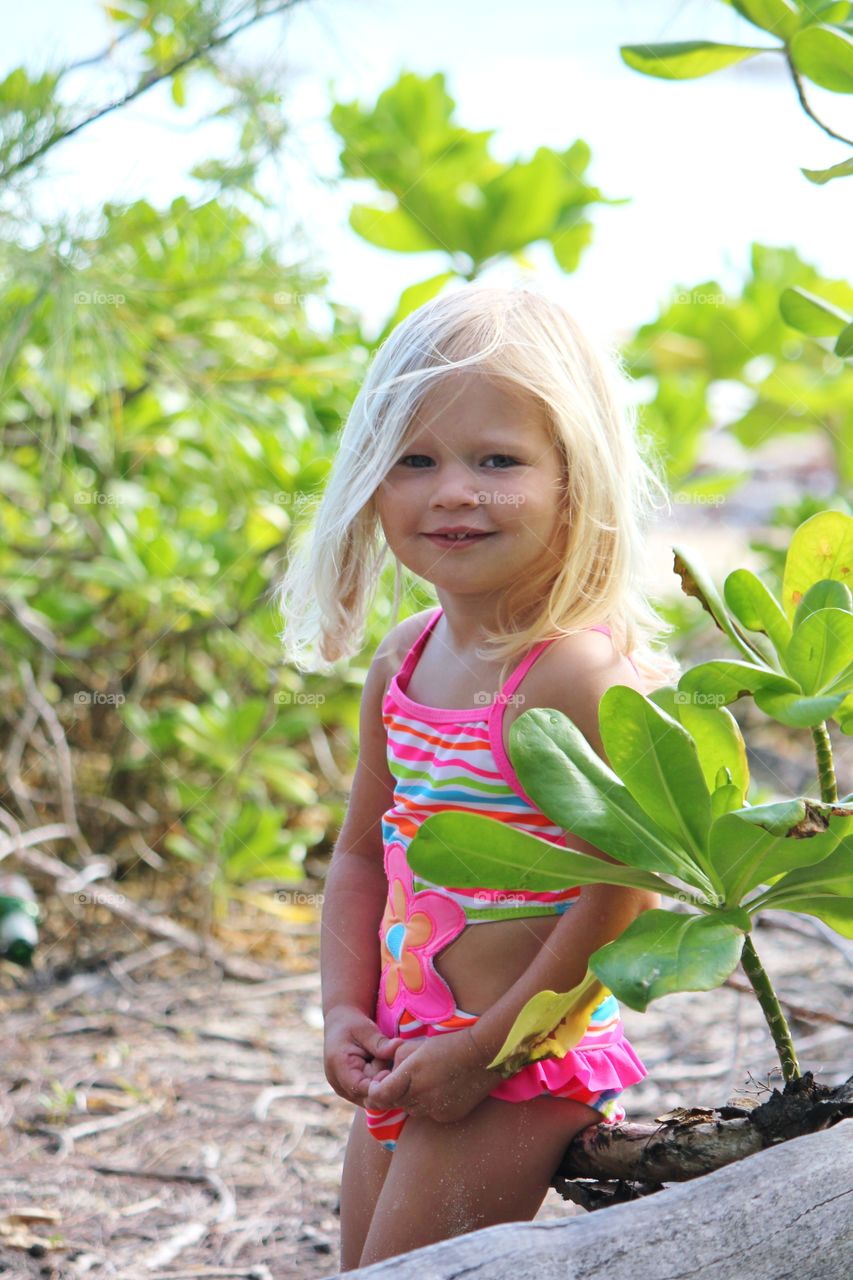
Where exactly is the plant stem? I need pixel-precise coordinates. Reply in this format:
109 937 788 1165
739 934 801 1083
811 721 837 803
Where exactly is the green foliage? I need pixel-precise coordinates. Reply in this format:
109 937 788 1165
0 191 372 899
625 245 853 487
330 70 624 310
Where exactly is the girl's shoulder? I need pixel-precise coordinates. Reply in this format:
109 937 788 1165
518 628 646 759
373 607 437 693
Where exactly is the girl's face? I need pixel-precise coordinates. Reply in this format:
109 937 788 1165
375 370 565 599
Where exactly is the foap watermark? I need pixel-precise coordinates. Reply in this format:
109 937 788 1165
263 491 317 510
274 291 310 306
74 491 122 505
74 889 127 908
474 491 526 507
74 290 126 307
672 890 727 909
274 889 324 907
472 890 530 907
275 691 326 705
472 691 525 707
674 290 726 307
673 690 727 707
74 691 126 706
672 492 726 507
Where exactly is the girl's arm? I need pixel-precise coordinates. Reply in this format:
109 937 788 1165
321 651 394 1021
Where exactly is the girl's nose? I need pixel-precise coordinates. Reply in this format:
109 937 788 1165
428 466 484 507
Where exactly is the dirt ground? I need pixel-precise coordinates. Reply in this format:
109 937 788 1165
1 887 851 1280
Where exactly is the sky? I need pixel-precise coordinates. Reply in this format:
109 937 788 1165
4 0 851 347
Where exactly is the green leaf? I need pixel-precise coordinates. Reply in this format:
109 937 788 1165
620 40 774 79
790 23 853 91
801 155 853 183
673 544 774 663
510 707 708 887
799 155 850 184
763 894 853 937
404 810 669 896
757 832 853 901
711 802 850 902
779 286 851 337
792 578 853 629
723 568 792 655
348 204 441 252
730 0 801 39
836 319 853 356
679 661 799 705
652 687 749 803
598 686 712 857
753 687 848 725
588 909 749 1011
486 970 611 1075
786 607 853 693
782 511 853 620
380 271 456 337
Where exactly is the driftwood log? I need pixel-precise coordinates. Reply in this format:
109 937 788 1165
344 1118 853 1279
553 1068 853 1210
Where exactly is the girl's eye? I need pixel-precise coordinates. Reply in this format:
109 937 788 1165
397 454 521 469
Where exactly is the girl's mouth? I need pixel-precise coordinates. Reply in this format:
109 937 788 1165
422 532 495 549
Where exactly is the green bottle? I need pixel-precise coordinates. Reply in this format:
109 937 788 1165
0 873 40 967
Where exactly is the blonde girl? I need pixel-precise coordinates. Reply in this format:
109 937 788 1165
277 282 680 1270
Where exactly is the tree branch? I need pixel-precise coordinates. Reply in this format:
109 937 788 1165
1 0 310 183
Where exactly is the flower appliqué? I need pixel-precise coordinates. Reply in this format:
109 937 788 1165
377 841 467 1037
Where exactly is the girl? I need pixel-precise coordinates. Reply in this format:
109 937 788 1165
277 282 680 1270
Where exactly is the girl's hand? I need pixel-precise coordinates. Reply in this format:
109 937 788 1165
323 1005 404 1107
365 1029 498 1125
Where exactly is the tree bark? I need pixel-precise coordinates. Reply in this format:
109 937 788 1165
343 1118 853 1279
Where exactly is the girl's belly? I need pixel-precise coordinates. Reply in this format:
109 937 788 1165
432 914 561 1016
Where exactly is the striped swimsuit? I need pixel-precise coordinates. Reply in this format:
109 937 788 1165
365 606 648 1150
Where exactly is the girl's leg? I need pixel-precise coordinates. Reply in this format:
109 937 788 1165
339 1107 394 1271
358 1094 602 1268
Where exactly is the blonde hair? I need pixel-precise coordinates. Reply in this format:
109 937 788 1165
273 281 682 692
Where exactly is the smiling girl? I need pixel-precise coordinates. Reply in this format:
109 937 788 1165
277 282 680 1270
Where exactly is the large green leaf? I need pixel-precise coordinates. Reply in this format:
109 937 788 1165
620 40 774 79
763 894 853 937
790 23 853 91
756 834 853 902
723 568 792 656
405 811 669 896
710 803 851 903
753 687 848 726
348 204 441 252
651 687 749 803
598 686 712 858
588 908 750 1012
779 286 851 338
510 708 709 887
730 0 801 38
678 660 799 704
782 511 853 620
786 607 853 693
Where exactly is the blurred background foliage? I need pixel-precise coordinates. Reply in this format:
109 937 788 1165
0 0 850 950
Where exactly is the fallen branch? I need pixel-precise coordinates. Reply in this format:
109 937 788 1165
553 1070 853 1210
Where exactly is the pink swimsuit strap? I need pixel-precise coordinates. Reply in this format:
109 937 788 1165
394 606 621 704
